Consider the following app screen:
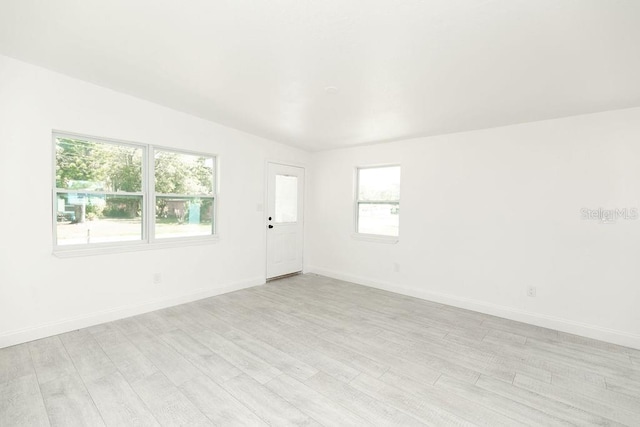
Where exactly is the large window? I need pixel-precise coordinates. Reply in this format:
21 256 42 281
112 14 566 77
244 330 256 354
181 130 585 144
53 132 216 250
355 165 400 237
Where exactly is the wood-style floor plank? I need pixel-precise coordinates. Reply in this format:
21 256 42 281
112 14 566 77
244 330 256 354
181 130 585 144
350 372 476 426
222 328 319 381
84 371 159 426
304 371 426 426
158 329 243 384
39 374 105 427
4 273 639 426
89 323 159 384
475 374 625 426
266 374 367 426
59 329 118 382
0 374 50 427
222 374 320 426
187 329 282 384
605 375 640 398
122 328 201 387
179 375 267 426
28 337 76 385
434 373 573 426
513 373 640 426
551 373 640 414
196 302 361 383
0 344 35 384
131 371 211 426
379 370 523 427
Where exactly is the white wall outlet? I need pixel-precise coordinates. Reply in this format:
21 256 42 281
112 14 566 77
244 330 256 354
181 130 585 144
153 273 162 284
393 262 400 273
527 286 536 297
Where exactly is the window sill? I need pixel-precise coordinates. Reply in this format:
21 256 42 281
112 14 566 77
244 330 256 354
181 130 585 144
53 235 220 258
351 233 399 244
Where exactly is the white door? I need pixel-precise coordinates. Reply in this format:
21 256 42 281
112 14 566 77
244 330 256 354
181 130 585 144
266 163 304 279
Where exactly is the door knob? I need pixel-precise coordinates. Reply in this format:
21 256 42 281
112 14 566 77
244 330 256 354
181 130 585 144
268 225 274 229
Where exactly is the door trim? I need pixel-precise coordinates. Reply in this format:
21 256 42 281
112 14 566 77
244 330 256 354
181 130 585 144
264 160 306 280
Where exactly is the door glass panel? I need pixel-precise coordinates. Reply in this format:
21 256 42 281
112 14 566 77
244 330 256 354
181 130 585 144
275 174 298 223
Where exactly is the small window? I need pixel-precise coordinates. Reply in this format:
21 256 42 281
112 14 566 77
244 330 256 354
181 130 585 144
153 149 216 239
356 165 400 237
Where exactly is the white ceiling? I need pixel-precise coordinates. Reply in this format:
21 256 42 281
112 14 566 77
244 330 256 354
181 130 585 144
1 1 639 151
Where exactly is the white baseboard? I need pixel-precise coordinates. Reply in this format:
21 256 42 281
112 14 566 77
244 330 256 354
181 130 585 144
307 266 640 350
0 277 264 349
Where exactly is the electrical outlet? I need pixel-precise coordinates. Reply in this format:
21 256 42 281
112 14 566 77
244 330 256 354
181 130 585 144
153 273 162 284
393 262 400 273
527 286 536 297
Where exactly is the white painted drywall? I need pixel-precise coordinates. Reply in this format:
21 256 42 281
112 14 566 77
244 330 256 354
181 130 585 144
307 108 640 349
0 55 309 348
2 1 640 150
2 52 639 350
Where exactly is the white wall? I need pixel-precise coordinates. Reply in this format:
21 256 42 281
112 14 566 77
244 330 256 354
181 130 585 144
307 108 640 349
0 55 309 348
2 52 639 351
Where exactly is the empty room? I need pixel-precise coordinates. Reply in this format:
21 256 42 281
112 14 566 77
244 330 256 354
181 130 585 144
1 1 639 426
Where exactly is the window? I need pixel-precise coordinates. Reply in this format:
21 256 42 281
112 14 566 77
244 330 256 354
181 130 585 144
355 165 400 237
53 132 216 251
154 149 215 238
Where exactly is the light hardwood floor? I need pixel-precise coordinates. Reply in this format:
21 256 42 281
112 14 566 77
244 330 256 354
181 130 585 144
2 274 640 426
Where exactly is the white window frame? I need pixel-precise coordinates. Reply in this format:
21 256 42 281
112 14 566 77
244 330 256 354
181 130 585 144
52 131 218 257
353 164 400 243
150 147 217 241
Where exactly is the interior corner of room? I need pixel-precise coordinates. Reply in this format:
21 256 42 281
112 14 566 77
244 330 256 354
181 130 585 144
2 50 638 350
1 2 640 424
